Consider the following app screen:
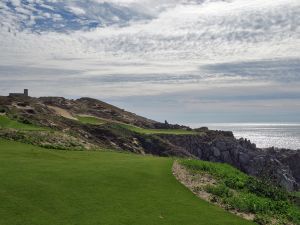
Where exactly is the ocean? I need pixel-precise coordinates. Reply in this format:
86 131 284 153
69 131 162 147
192 123 300 150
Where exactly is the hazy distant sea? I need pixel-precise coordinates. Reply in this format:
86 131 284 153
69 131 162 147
192 123 300 150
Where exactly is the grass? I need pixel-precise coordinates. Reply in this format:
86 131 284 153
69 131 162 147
77 115 200 135
0 139 254 225
180 159 300 224
294 192 300 198
76 115 106 125
0 115 44 131
116 123 200 135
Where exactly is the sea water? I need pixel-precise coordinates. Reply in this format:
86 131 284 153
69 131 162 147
193 123 300 150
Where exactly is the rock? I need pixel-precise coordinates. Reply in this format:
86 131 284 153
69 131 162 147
239 152 250 165
213 147 221 158
222 151 232 163
279 171 297 192
1 95 299 191
215 141 227 151
209 155 218 162
194 127 209 132
161 134 300 191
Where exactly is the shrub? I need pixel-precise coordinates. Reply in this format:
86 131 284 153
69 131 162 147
181 159 248 190
224 193 273 213
224 176 246 190
287 206 300 225
245 177 288 201
205 183 233 198
253 214 272 225
19 118 32 124
0 107 6 113
180 159 299 224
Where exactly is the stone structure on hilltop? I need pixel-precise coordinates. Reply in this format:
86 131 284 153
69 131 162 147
9 89 29 97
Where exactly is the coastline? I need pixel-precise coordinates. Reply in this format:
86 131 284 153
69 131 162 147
188 123 300 150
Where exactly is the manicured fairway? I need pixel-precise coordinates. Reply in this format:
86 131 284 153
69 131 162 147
77 115 199 135
0 140 254 225
118 123 200 135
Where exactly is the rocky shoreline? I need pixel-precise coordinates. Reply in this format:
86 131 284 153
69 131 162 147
160 133 299 191
0 95 299 191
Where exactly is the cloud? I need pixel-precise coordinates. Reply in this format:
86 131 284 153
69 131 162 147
201 58 300 82
10 0 21 7
68 6 85 15
0 0 300 123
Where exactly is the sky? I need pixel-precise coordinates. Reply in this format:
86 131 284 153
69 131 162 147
0 0 300 125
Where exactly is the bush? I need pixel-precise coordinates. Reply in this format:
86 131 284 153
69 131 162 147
287 206 300 225
180 159 248 188
245 177 288 201
205 183 233 198
224 193 273 213
0 107 6 113
253 214 272 225
19 118 32 124
180 159 300 224
224 176 246 190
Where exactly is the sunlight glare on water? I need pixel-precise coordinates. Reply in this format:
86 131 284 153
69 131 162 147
194 123 300 150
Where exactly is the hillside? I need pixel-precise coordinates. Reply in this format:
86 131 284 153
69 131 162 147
0 95 299 193
175 160 300 224
0 139 254 225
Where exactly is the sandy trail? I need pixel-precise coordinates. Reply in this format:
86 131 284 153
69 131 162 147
48 106 78 120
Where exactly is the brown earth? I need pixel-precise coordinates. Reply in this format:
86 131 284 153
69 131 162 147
48 105 78 120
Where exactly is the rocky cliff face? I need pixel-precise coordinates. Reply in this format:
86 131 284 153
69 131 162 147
160 133 299 191
1 95 299 191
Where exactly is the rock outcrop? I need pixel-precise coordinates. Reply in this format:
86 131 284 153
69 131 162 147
1 95 299 191
160 133 299 191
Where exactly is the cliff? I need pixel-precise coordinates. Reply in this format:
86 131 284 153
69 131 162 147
160 134 299 191
0 95 299 191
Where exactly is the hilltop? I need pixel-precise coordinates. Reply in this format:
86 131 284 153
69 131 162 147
0 95 299 192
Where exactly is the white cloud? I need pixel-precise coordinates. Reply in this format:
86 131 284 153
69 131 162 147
68 6 86 15
10 0 21 7
1 0 299 66
0 0 300 122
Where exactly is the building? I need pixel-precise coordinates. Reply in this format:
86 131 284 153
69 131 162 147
9 89 29 97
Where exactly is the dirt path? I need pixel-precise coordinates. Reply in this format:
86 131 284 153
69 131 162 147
172 161 254 221
48 106 77 120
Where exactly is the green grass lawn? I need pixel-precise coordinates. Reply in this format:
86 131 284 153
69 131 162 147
0 115 44 131
0 140 254 225
117 123 200 135
77 115 199 135
113 123 201 135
